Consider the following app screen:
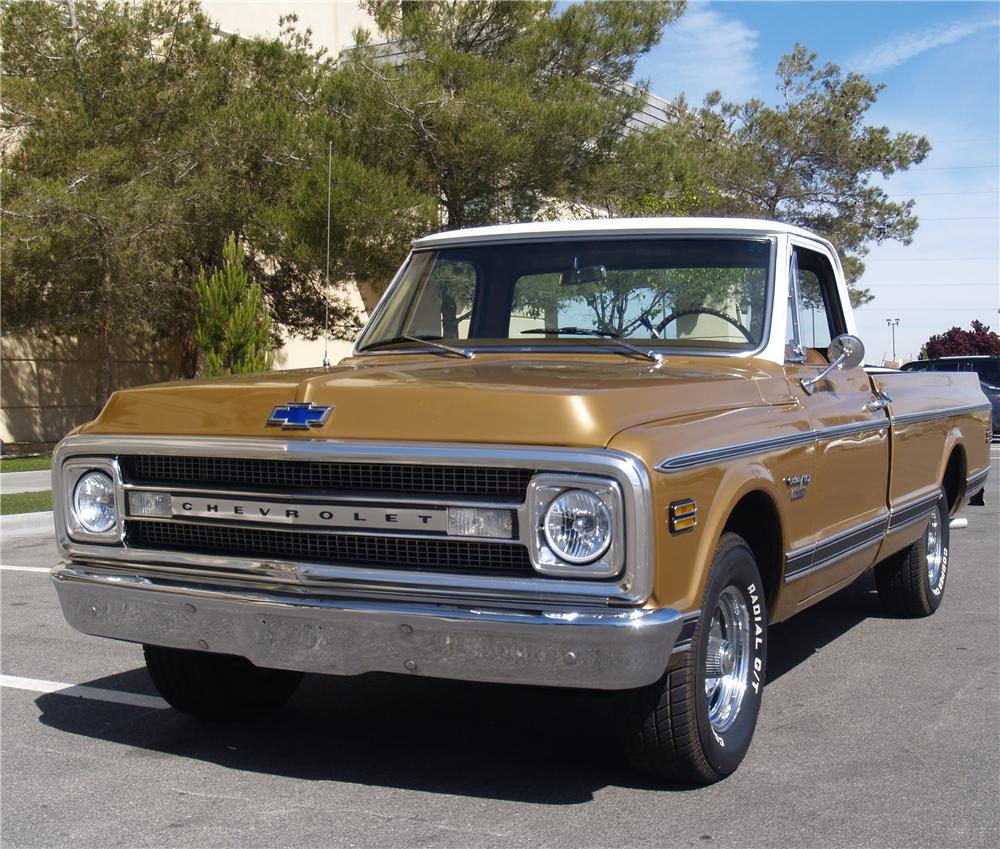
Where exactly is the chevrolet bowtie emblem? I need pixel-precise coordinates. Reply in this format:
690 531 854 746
266 403 333 430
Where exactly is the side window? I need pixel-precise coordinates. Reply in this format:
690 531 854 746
790 246 845 355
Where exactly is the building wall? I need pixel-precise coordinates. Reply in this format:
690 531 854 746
0 334 185 444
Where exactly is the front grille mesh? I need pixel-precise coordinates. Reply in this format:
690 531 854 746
127 520 535 577
122 455 533 499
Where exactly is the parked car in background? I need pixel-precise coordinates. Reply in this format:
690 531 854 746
900 356 1000 437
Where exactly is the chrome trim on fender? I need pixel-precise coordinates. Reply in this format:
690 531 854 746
53 435 655 606
890 403 993 427
887 493 940 532
784 514 888 582
658 403 989 474
657 419 887 473
51 565 683 690
966 468 990 492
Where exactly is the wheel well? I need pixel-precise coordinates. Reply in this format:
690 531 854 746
723 491 782 618
942 446 967 514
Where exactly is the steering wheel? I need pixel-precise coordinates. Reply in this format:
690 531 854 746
656 307 755 344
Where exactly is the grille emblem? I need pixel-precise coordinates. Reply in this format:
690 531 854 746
267 403 333 430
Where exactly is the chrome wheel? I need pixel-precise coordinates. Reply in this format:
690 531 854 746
704 585 751 733
926 510 944 593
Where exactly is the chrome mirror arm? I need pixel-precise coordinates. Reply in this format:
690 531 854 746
800 334 866 395
801 351 848 395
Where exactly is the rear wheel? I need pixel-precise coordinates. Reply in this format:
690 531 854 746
621 533 767 784
875 490 950 617
144 645 303 719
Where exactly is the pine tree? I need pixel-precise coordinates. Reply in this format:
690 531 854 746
195 236 273 376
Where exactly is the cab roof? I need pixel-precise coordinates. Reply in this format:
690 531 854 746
412 217 833 251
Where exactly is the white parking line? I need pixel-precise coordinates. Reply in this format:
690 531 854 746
1 674 168 709
1 564 50 574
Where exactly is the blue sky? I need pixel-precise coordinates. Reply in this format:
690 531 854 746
636 0 1000 361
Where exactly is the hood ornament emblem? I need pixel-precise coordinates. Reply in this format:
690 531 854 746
267 403 333 430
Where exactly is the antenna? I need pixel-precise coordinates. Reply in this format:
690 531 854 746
322 140 332 368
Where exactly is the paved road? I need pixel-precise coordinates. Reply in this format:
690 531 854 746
0 470 52 494
2 461 998 849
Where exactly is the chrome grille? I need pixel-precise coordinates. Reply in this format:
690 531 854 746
127 520 535 577
122 455 533 499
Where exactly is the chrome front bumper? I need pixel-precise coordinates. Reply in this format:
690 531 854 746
52 565 686 690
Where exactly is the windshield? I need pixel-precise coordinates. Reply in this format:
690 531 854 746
358 238 773 354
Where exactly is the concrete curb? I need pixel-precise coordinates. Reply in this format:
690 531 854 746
0 511 55 538
0 470 53 494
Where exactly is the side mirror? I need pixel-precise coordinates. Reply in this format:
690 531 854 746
801 333 865 395
827 334 865 370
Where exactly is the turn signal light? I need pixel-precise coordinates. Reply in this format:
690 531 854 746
669 499 698 534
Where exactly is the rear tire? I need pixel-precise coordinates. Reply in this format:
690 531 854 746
620 533 767 784
144 645 303 719
875 490 950 617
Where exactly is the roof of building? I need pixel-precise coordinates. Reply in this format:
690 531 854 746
412 217 831 249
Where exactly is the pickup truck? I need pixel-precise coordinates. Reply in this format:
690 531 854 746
51 218 992 784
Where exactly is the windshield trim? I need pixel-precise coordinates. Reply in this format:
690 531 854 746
353 235 778 360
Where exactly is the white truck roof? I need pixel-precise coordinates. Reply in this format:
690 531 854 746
413 217 834 251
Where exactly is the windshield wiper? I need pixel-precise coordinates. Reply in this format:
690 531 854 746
360 334 474 359
520 327 664 365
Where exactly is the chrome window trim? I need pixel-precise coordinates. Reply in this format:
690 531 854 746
54 435 654 606
353 235 778 362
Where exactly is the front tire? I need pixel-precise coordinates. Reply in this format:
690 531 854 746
875 490 950 617
144 645 303 719
621 533 767 784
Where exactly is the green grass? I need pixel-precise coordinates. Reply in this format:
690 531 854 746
0 456 52 473
0 490 53 515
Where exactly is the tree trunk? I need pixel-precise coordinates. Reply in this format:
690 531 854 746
177 331 199 379
94 319 114 417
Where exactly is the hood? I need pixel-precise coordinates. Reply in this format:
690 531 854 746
81 354 791 448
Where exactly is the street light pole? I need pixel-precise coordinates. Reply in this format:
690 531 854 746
886 318 900 362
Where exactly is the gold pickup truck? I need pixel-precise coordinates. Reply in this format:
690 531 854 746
51 218 992 784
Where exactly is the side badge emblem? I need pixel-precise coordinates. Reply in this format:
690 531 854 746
267 403 334 430
784 473 811 501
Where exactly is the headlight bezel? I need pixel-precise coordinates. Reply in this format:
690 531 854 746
526 474 624 578
62 457 124 544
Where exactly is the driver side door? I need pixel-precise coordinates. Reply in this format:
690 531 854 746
781 243 891 604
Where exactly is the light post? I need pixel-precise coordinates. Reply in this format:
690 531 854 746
886 318 900 362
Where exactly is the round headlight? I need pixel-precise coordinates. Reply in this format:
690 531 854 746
542 489 612 564
73 471 117 534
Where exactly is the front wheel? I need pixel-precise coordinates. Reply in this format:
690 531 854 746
875 490 950 617
620 533 767 784
144 645 303 719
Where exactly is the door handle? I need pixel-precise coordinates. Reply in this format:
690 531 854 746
864 397 890 413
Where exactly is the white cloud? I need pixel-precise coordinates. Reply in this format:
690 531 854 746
848 17 999 75
640 3 760 103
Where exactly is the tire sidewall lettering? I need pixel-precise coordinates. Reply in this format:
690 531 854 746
693 544 767 775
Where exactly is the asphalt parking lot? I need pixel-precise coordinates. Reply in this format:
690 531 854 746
2 455 998 849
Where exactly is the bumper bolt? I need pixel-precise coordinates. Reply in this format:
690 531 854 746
184 603 196 614
404 660 417 671
564 651 577 665
197 639 209 650
400 624 413 634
